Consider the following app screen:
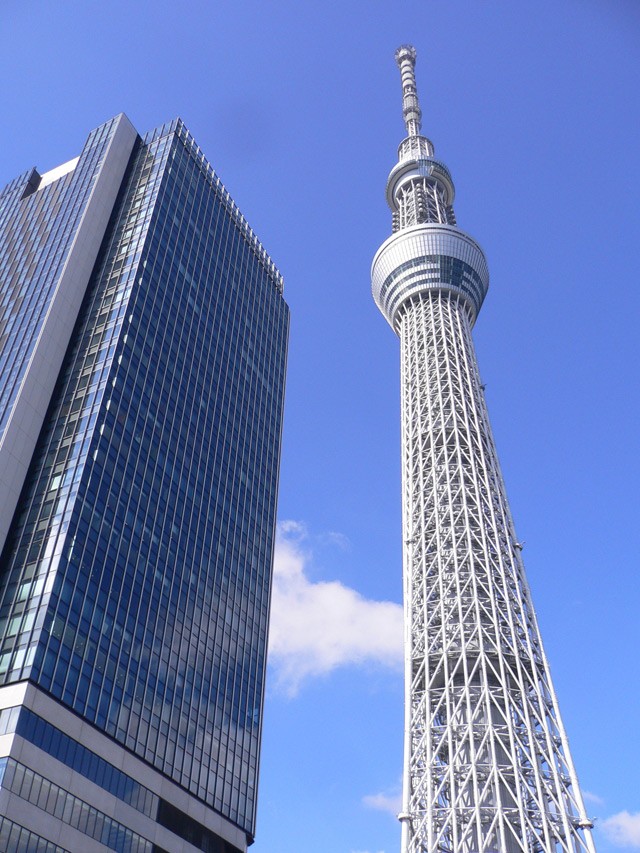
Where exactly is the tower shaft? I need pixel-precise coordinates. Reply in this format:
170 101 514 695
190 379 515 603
372 47 596 853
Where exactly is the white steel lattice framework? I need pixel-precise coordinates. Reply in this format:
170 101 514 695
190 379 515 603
371 46 596 853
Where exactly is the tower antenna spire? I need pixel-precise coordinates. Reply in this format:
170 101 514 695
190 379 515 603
395 45 422 138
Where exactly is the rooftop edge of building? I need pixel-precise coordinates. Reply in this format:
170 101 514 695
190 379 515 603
0 113 285 297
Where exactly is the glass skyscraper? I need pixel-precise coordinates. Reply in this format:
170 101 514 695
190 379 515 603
0 114 288 852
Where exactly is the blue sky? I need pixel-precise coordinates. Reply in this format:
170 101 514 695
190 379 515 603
1 1 639 851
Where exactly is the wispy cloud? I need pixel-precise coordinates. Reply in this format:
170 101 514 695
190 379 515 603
363 791 402 817
267 522 403 695
601 812 640 848
321 530 351 550
583 790 604 807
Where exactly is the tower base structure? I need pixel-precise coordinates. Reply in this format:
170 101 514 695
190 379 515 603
0 684 246 852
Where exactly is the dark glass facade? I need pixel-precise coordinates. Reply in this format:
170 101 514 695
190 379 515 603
0 116 288 850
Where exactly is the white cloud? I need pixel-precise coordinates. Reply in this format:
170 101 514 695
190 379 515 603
601 812 640 848
363 791 402 817
267 522 403 695
277 519 307 537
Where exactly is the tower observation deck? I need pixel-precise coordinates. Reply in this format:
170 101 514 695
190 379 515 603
372 46 596 853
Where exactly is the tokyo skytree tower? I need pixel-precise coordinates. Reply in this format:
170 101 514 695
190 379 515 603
371 47 596 853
